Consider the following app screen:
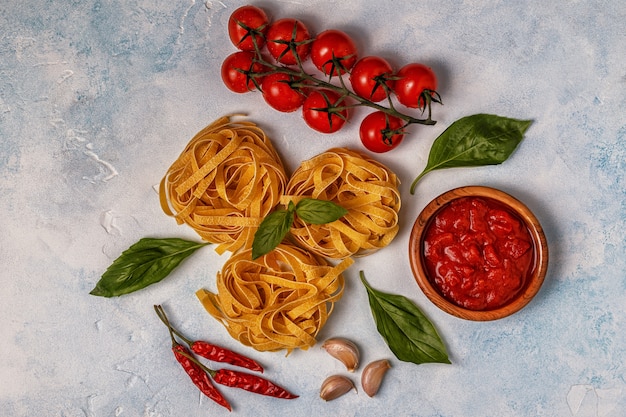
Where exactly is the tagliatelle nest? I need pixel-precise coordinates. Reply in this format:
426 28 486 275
159 116 287 254
196 243 353 353
283 147 401 259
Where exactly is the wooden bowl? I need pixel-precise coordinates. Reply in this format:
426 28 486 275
409 186 548 321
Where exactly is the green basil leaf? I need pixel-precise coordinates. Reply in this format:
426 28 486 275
295 198 348 225
410 114 533 193
251 205 294 260
90 238 209 297
360 271 451 365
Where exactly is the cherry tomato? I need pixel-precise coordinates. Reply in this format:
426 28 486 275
221 51 265 93
228 5 269 51
302 89 349 133
349 56 395 102
261 73 306 112
265 18 311 65
393 63 438 109
311 30 357 76
359 111 405 153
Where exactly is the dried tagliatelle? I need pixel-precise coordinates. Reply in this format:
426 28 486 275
196 243 353 352
160 116 287 254
283 148 401 259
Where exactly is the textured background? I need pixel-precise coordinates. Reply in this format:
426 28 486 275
1 1 625 416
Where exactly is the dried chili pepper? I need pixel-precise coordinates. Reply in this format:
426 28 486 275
154 304 264 373
172 344 232 411
155 305 232 411
191 341 264 373
154 305 298 404
212 368 299 399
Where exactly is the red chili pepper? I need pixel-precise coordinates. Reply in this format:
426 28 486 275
213 368 299 399
154 305 232 411
154 304 264 373
172 345 232 411
191 341 264 373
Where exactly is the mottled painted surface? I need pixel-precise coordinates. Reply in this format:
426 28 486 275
1 1 625 416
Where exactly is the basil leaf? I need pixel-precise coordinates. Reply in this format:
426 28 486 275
251 204 295 260
410 114 533 194
90 238 208 297
360 271 451 365
295 198 347 225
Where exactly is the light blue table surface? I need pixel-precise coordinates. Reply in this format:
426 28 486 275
1 1 625 416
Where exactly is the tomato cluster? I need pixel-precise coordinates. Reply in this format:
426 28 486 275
222 5 441 153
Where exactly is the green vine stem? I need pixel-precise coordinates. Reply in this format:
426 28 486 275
241 31 439 127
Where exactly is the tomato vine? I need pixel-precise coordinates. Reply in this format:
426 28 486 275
222 5 442 151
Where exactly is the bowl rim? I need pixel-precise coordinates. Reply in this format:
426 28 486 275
408 185 549 321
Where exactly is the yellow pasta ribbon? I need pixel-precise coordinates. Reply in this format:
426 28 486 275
196 244 353 353
283 147 401 259
159 116 287 254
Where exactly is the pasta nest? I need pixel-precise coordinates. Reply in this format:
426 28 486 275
161 118 400 352
283 148 401 259
196 243 353 352
159 116 287 255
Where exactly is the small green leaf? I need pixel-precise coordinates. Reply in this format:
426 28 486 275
90 238 209 297
295 198 347 225
251 205 295 260
410 114 533 193
360 271 451 365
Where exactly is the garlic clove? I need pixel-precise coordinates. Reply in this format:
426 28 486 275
322 337 360 372
361 359 391 397
319 375 356 401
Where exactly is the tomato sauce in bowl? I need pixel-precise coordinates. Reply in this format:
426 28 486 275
409 186 548 321
423 196 533 310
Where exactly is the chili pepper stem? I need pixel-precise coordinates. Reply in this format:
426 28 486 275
154 304 195 347
154 305 180 347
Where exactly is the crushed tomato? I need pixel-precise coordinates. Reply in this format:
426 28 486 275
422 196 534 311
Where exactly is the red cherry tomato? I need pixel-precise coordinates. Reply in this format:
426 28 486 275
228 5 269 51
221 51 265 93
359 111 405 153
349 56 395 102
261 73 306 112
302 89 349 133
311 30 357 76
265 18 311 65
393 63 438 109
